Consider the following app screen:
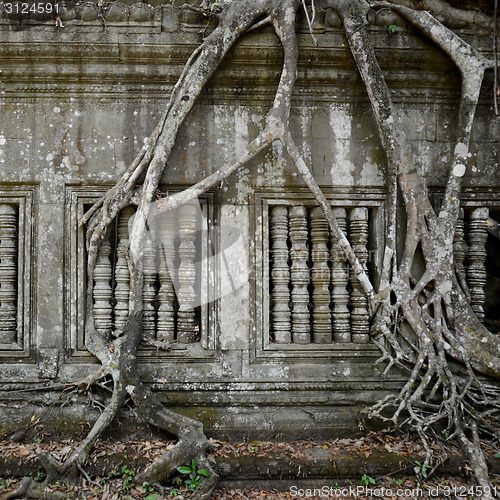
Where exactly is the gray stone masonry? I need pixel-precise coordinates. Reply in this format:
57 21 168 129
0 2 499 438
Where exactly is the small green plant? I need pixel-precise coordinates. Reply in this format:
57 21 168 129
346 479 353 485
121 465 135 491
414 461 431 478
176 460 210 491
107 466 120 479
387 24 400 35
142 481 154 493
388 478 403 487
142 481 157 499
30 466 47 482
361 474 377 486
107 465 135 491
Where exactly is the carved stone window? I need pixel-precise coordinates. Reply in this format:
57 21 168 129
427 190 500 332
92 204 204 343
0 187 36 360
453 204 500 331
0 204 18 344
253 189 385 356
65 186 216 361
268 203 372 344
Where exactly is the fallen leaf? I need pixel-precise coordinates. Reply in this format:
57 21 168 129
17 446 30 457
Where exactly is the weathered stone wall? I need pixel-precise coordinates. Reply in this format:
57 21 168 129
0 2 499 439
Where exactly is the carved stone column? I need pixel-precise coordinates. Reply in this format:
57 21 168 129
157 211 176 342
0 204 17 343
349 207 370 343
310 206 331 343
114 206 134 334
270 205 291 344
467 207 488 321
289 205 310 344
177 204 198 343
330 207 350 342
93 238 112 337
453 208 468 286
142 234 157 341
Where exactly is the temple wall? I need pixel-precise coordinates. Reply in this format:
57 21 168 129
0 3 499 439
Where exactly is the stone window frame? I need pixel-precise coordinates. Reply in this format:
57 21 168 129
64 184 218 363
250 188 386 362
430 187 500 211
430 187 500 324
0 185 36 361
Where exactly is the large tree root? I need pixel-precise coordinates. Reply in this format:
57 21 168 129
330 0 500 493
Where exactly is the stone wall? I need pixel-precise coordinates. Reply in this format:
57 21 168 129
0 2 499 439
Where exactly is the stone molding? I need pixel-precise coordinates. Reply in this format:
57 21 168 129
63 184 217 363
251 187 386 363
0 13 493 104
0 185 37 362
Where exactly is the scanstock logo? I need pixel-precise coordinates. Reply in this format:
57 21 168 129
129 198 249 309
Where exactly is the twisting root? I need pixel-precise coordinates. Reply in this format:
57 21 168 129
327 0 500 491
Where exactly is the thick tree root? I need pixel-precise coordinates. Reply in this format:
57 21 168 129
331 0 500 491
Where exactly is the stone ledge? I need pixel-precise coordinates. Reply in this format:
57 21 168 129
0 1 493 34
0 443 499 487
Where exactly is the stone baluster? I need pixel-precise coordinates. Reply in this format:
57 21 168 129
453 208 468 285
157 211 176 341
289 205 310 343
114 206 134 334
467 207 488 321
349 207 370 343
310 207 331 344
330 207 350 342
142 234 157 341
0 204 17 343
93 238 113 337
177 204 198 343
270 206 291 344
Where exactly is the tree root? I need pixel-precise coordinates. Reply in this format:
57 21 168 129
331 0 500 491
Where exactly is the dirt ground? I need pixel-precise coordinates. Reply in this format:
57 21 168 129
0 432 498 499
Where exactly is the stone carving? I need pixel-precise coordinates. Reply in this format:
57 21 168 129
142 234 157 341
330 207 350 342
93 238 113 337
349 207 370 343
114 206 135 334
467 207 489 321
157 212 176 342
270 206 291 344
453 208 468 288
310 206 331 344
268 203 377 345
0 204 17 344
177 204 198 343
289 205 310 344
